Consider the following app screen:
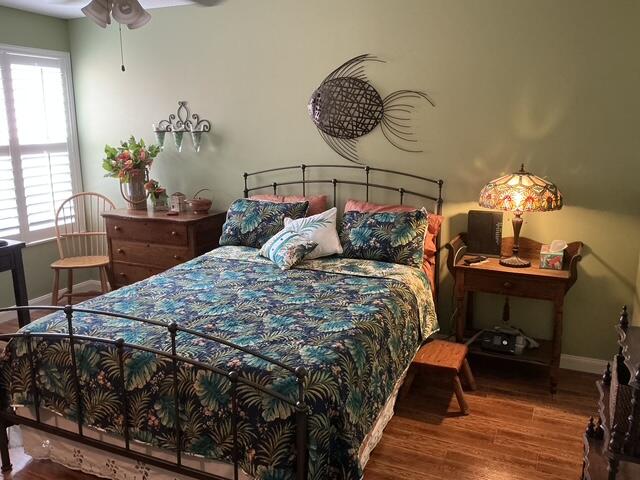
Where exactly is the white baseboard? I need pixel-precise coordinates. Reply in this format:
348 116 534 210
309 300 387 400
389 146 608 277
0 280 102 324
560 354 608 374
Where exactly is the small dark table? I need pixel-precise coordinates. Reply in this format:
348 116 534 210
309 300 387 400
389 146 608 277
446 234 583 394
0 240 30 327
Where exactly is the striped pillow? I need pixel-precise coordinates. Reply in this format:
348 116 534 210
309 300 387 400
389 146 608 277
259 229 318 270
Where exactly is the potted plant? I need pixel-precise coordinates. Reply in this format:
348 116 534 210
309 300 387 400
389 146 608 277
145 179 168 212
102 136 160 210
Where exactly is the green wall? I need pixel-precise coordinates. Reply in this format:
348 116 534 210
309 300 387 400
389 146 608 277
0 6 78 308
64 0 639 359
0 6 70 51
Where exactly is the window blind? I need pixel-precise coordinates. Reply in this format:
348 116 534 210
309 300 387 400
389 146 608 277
0 45 80 243
0 66 20 238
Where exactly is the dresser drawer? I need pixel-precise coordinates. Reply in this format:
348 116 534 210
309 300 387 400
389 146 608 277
112 263 163 286
111 240 192 269
106 218 188 246
464 272 532 297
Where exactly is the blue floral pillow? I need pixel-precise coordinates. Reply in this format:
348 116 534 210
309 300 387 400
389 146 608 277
339 210 428 268
219 199 309 248
260 229 318 270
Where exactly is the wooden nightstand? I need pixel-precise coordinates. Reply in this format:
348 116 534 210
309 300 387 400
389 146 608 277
102 209 227 289
445 234 583 393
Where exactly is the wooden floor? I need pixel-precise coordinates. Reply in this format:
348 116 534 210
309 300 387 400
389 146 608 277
0 315 598 480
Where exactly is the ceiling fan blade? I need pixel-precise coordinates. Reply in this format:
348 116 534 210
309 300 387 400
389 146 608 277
48 0 88 5
189 0 225 6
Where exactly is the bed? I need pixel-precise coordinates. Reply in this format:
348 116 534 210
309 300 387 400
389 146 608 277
0 164 444 480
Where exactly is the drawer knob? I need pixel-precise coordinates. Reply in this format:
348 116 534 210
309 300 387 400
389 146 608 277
171 231 177 236
503 281 513 288
114 225 121 231
119 272 126 277
117 248 123 254
173 255 180 260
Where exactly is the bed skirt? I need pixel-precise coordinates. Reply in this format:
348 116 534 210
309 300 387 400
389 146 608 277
15 365 409 480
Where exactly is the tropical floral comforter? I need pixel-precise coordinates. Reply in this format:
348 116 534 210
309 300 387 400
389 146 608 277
0 246 437 480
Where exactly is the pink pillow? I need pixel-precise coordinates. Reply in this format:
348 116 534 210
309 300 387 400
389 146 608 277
282 195 327 216
250 194 284 202
344 199 444 271
250 194 328 216
344 199 415 213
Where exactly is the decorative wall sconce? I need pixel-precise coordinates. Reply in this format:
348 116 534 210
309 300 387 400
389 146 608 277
153 101 211 153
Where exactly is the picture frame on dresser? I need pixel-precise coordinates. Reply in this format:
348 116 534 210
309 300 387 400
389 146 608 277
102 209 227 288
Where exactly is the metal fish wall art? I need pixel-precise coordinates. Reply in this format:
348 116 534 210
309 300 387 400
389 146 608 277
308 54 435 164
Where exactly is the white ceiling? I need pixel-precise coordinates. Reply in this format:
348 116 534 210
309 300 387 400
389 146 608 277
0 0 198 19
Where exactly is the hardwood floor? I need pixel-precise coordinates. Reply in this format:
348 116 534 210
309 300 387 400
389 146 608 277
0 314 598 480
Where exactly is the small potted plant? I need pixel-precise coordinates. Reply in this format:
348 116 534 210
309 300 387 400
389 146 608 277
102 136 160 210
145 179 168 212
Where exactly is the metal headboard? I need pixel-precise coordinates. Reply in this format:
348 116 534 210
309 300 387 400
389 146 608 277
243 164 444 298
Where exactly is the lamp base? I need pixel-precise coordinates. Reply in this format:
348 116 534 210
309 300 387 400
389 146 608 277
500 255 531 268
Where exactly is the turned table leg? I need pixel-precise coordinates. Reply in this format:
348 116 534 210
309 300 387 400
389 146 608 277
455 271 466 342
550 293 565 395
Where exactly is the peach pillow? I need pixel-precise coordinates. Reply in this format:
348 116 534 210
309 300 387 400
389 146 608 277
250 194 328 216
343 199 443 271
250 194 284 202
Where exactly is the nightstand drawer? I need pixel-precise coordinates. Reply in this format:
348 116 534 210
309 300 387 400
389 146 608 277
112 263 163 286
111 240 192 269
464 270 535 297
106 218 188 246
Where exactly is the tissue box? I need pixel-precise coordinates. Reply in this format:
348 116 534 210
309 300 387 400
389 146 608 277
540 245 564 270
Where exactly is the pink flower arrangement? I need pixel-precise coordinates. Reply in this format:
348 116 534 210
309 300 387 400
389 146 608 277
144 179 167 200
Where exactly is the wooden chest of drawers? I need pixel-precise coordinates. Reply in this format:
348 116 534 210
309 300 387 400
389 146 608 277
102 209 226 289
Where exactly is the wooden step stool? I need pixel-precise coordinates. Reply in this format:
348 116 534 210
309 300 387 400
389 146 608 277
403 339 476 414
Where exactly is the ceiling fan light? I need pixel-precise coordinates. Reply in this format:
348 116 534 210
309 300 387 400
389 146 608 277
112 0 150 27
81 0 112 28
127 10 152 29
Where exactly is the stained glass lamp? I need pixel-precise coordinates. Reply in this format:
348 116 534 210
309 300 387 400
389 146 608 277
479 164 563 267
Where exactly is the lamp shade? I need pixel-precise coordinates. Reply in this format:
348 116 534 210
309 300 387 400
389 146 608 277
479 164 562 213
81 0 112 28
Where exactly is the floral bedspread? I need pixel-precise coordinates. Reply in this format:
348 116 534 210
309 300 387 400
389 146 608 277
0 246 437 480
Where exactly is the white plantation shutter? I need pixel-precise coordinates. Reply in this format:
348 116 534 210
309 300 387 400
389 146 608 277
0 66 20 238
0 45 81 243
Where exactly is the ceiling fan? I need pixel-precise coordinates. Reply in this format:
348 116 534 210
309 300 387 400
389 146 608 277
54 1 219 30
54 1 220 71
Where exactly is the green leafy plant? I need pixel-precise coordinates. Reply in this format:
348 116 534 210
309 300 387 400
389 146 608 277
102 136 160 183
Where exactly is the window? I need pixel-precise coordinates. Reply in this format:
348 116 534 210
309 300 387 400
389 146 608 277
0 44 81 244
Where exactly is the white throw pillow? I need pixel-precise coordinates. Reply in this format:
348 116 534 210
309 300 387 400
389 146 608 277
284 207 343 259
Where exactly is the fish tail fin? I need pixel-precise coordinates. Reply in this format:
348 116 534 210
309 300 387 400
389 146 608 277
380 90 435 153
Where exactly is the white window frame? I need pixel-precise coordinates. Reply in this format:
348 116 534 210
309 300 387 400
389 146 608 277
0 43 82 245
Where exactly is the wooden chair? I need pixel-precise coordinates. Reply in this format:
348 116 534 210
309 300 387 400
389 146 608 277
403 339 477 414
51 192 115 305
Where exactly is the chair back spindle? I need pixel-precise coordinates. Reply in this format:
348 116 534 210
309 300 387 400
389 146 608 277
55 193 115 259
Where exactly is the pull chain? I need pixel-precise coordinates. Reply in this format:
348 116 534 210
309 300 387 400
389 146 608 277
119 23 126 72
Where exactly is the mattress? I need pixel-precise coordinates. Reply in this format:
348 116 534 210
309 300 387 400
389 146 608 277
0 246 438 479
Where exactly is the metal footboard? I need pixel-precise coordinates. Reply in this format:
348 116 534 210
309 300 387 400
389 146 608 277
0 305 309 480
